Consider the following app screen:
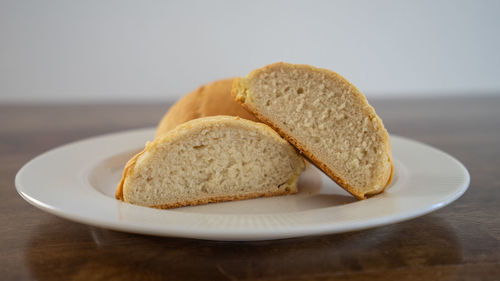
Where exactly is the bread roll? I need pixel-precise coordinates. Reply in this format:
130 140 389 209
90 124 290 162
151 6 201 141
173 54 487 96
116 116 305 209
232 62 393 199
156 78 258 136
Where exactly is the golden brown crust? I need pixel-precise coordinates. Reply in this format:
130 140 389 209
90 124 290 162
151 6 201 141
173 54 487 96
115 150 144 200
155 78 258 137
116 116 305 207
232 62 393 199
151 189 297 209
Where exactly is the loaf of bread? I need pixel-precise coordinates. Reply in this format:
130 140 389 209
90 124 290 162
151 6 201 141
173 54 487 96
232 62 393 199
156 78 258 137
116 116 305 209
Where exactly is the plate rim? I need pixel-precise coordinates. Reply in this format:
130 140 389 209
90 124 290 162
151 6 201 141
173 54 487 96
15 128 470 241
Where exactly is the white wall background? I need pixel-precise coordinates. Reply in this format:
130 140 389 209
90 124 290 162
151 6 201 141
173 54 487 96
1 0 499 103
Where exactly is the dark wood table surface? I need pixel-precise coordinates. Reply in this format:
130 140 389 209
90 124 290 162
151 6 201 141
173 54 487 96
1 97 499 281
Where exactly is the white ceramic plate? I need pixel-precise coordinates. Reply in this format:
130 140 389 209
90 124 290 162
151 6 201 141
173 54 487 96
15 128 469 241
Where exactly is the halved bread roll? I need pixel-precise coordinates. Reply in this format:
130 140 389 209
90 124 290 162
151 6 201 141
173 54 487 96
156 78 258 137
232 62 393 199
116 116 305 209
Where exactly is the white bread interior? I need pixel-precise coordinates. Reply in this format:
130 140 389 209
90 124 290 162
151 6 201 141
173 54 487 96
116 116 305 209
232 62 393 199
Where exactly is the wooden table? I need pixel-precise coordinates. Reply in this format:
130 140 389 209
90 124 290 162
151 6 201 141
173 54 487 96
1 97 499 280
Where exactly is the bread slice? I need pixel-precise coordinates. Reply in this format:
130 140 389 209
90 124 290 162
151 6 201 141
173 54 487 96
232 62 393 199
116 116 305 209
156 78 258 137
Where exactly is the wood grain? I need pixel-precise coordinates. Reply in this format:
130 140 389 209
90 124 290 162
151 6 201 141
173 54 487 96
1 97 499 281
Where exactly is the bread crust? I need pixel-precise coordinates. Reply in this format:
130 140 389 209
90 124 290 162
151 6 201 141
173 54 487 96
115 150 144 201
232 62 393 199
116 116 305 208
151 189 297 209
156 78 258 137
